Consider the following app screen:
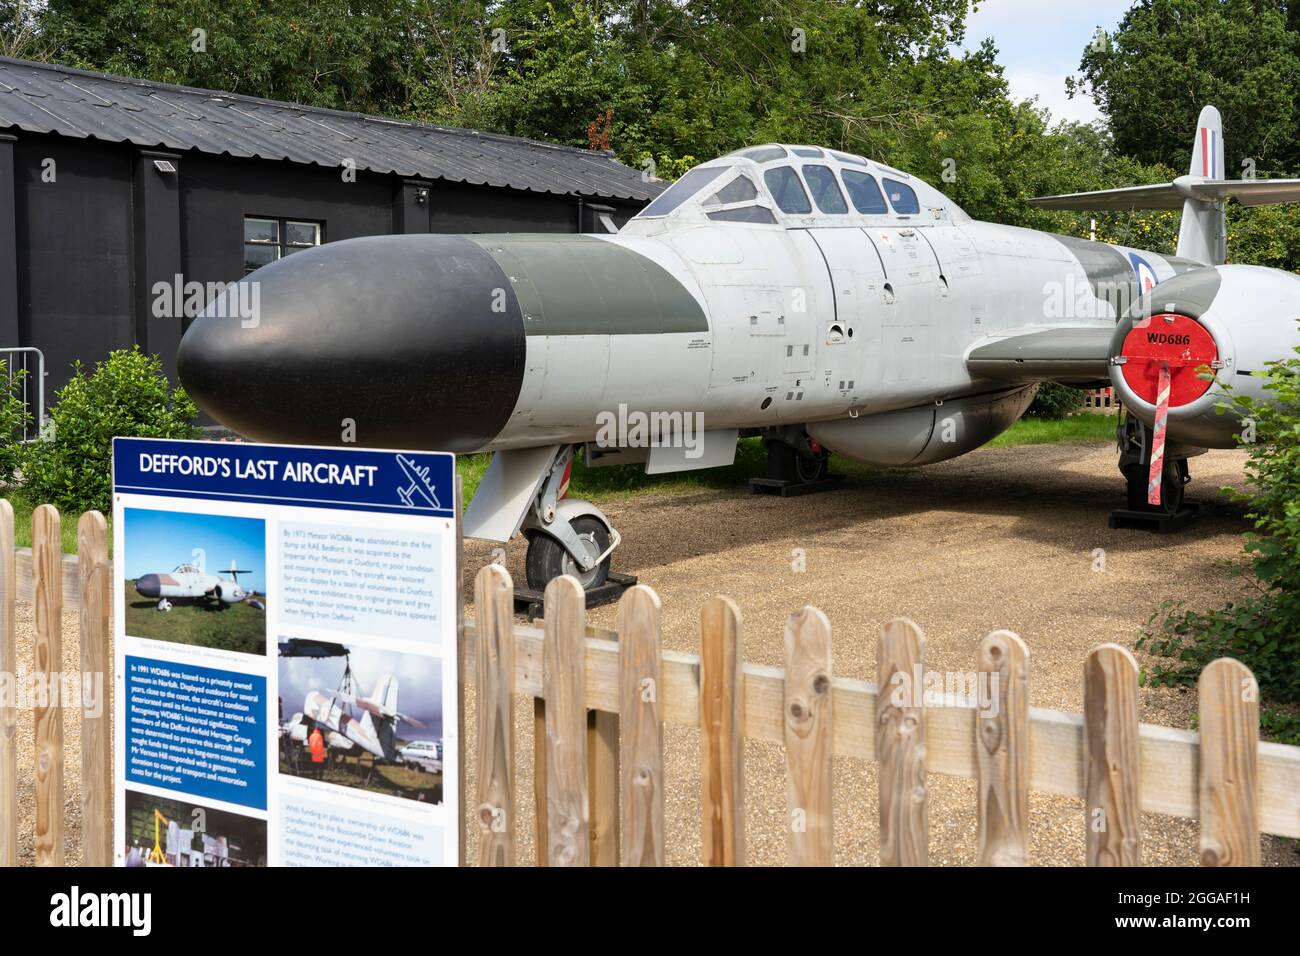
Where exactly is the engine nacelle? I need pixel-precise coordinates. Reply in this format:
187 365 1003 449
808 386 1036 467
1110 265 1300 448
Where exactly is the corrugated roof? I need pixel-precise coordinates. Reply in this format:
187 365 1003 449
0 56 664 202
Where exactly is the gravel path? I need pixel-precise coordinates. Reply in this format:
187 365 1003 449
462 441 1298 867
11 440 1296 866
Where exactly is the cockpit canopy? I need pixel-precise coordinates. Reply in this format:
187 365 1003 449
629 144 965 229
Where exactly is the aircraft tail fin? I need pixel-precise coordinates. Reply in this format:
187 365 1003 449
1027 105 1300 265
1175 106 1227 264
369 675 399 717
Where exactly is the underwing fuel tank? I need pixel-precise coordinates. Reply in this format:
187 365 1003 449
807 386 1036 467
1108 265 1300 448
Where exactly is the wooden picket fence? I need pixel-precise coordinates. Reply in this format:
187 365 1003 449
1083 387 1122 412
466 563 1300 866
2 499 1299 867
0 500 111 867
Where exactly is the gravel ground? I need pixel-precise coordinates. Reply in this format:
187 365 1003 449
11 440 1296 866
461 441 1299 867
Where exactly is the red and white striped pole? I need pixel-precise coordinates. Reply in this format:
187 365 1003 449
1147 362 1172 506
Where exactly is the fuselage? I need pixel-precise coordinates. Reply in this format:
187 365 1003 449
177 143 1300 460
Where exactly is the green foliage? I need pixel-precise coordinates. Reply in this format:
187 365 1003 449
1137 594 1300 702
1137 341 1300 703
1074 0 1300 175
0 360 28 487
1260 707 1300 746
37 0 420 113
20 348 199 515
1025 383 1084 419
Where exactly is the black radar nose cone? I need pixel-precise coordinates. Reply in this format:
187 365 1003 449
177 234 526 452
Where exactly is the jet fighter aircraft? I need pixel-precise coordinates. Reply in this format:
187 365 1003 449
135 559 255 611
178 107 1300 592
283 674 425 766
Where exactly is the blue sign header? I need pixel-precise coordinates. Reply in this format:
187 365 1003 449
113 437 456 517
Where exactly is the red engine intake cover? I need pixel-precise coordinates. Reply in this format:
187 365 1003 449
1119 313 1218 407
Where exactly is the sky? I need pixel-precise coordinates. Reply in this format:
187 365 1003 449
123 508 267 594
279 647 444 741
961 0 1138 126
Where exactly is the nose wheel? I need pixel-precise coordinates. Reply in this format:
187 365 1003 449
525 516 611 591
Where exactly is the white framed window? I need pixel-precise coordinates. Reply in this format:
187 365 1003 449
244 217 323 274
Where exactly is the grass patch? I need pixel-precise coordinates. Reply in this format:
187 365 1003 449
2 491 93 554
457 415 1121 502
123 582 267 655
986 413 1117 447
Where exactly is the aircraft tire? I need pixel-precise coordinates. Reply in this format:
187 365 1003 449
1122 459 1186 513
526 517 611 591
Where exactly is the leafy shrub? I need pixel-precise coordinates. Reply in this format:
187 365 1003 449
1137 593 1300 703
1137 343 1300 707
20 348 199 515
0 360 28 487
1026 382 1084 419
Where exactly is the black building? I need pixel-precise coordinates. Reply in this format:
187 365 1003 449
0 56 659 397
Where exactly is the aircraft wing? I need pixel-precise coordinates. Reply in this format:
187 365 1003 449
965 327 1115 386
1029 177 1300 210
1027 182 1187 211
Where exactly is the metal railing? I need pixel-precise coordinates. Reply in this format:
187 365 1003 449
0 346 45 441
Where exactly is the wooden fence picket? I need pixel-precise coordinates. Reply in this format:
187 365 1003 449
1198 658 1260 867
475 563 516 866
542 576 589 867
877 617 928 866
619 584 664 866
77 511 111 868
976 630 1029 866
784 606 833 866
699 595 745 866
0 499 14 866
1083 643 1141 866
32 504 62 866
587 705 621 867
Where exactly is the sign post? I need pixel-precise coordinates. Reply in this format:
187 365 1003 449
111 437 459 867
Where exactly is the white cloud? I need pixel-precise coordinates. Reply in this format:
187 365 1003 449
1003 68 1102 126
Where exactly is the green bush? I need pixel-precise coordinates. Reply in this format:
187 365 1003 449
1137 342 1300 712
19 348 199 515
1026 382 1084 419
0 360 29 487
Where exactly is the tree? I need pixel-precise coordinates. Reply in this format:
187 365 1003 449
37 0 420 113
1072 0 1300 175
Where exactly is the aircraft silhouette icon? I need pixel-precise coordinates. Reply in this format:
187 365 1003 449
396 454 442 509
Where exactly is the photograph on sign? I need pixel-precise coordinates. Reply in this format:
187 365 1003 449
122 790 268 868
121 508 268 653
111 437 459 867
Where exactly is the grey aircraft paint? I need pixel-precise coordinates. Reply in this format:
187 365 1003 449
179 115 1300 583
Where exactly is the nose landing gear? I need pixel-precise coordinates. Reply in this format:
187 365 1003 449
515 445 636 619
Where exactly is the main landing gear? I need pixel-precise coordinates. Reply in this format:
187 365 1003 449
749 426 846 497
516 445 636 619
1109 412 1200 532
